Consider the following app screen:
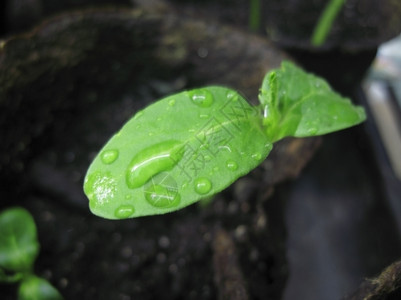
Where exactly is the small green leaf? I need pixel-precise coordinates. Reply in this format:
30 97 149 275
18 275 63 300
260 61 366 142
84 87 272 219
0 207 39 273
0 267 24 283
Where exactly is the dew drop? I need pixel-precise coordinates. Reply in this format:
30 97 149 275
100 149 119 164
226 91 238 102
115 205 135 219
84 171 116 207
226 160 238 171
133 110 144 120
144 175 180 208
307 127 318 135
189 89 214 108
251 153 262 161
168 99 176 107
194 178 212 195
199 114 210 119
126 140 184 189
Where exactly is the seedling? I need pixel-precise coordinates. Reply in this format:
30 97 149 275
84 61 366 219
311 0 345 46
0 207 63 300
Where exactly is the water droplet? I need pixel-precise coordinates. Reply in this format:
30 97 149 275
307 127 318 135
226 91 238 101
226 160 238 171
194 178 212 195
84 172 116 207
213 166 219 172
101 149 119 164
115 205 135 219
226 91 235 99
125 194 132 200
226 91 238 102
199 114 210 119
148 132 154 136
189 89 214 108
251 153 262 161
204 155 212 161
126 140 184 189
168 99 176 107
144 180 180 208
265 143 273 150
133 110 144 120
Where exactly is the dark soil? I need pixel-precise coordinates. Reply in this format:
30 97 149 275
0 7 321 299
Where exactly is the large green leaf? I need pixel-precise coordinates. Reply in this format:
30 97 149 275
0 208 39 273
84 61 367 219
260 61 366 142
84 87 272 219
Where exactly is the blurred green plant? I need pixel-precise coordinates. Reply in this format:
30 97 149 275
249 0 261 32
0 207 63 300
311 0 345 46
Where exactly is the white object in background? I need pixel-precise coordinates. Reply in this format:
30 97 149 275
364 80 401 181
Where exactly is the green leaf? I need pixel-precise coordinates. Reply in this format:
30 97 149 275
18 275 63 300
84 87 272 219
0 267 24 283
260 61 366 142
0 207 39 273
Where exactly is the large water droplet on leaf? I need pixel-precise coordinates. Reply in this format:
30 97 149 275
194 177 212 195
189 89 214 108
115 205 135 219
126 140 184 189
100 149 119 164
143 172 180 208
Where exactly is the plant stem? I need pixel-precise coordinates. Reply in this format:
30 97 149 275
249 0 261 32
311 0 345 46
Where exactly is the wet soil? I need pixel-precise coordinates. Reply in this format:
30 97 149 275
0 8 320 299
